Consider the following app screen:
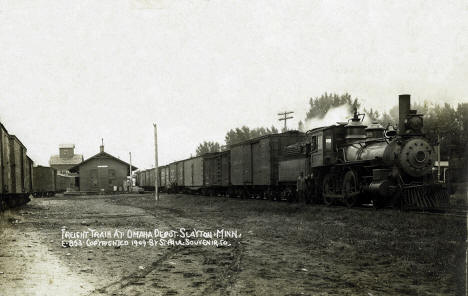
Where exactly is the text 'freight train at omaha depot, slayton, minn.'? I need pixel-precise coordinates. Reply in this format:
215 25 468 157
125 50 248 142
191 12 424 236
137 94 450 210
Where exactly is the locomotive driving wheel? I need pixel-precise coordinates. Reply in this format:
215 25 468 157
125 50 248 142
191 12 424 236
343 170 359 208
322 173 335 206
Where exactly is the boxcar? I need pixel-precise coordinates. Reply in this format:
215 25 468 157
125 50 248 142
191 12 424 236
135 170 140 186
146 169 152 189
183 156 204 190
0 123 33 209
136 168 167 192
140 169 146 188
229 131 305 197
135 170 141 187
9 135 29 194
176 161 184 189
156 167 162 190
139 169 148 190
0 124 12 194
25 156 33 193
145 170 150 188
137 170 143 187
160 165 168 190
203 151 230 195
32 166 57 197
140 170 147 188
141 168 158 191
149 168 156 189
169 162 177 188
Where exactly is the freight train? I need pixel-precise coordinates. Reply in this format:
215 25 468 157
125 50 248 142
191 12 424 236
0 123 34 210
136 94 449 210
0 121 73 210
32 165 78 197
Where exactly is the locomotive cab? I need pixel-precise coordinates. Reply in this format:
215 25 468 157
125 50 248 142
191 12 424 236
307 125 346 168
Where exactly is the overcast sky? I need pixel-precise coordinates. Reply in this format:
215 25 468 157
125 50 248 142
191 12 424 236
0 0 467 169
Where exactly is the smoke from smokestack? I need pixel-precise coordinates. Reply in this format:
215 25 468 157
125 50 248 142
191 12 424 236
304 104 352 130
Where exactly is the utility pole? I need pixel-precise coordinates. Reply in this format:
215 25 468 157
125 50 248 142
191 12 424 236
129 152 132 191
278 111 294 131
154 124 159 201
437 132 441 182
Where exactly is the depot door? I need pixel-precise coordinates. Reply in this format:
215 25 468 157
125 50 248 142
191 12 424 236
97 166 109 192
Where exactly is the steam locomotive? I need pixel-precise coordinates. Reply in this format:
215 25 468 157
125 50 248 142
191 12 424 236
305 94 448 209
137 94 449 210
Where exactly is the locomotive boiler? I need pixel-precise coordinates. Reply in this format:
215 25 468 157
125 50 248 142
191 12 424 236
306 94 448 209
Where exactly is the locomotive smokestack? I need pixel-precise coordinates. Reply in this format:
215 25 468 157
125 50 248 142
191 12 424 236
399 94 411 135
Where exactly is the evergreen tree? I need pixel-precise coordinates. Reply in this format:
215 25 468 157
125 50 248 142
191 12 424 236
196 141 221 156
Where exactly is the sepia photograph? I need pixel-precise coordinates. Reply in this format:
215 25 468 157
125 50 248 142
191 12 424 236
0 1 467 295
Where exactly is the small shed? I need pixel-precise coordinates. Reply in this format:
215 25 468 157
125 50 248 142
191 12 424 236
69 145 137 193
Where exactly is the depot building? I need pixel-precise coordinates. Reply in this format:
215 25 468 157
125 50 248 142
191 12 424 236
69 143 137 193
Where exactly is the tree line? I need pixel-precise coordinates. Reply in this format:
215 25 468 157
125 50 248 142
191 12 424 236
363 100 467 159
195 126 279 156
196 92 468 159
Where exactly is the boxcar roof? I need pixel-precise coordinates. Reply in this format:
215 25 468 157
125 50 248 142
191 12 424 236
201 150 230 158
8 134 27 149
171 154 203 165
307 124 342 133
34 165 55 169
0 122 9 134
229 130 305 148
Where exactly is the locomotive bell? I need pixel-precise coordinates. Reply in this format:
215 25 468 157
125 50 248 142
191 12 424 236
385 125 397 137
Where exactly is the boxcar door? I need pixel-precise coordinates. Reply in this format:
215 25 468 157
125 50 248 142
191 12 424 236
252 140 270 186
242 144 252 184
221 152 230 186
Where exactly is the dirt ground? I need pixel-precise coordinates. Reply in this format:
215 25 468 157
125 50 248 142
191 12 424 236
0 193 466 296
